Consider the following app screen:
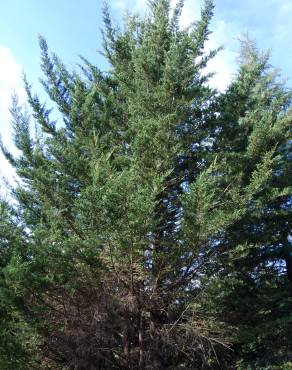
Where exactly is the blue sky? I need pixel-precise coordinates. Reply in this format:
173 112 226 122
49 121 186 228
0 0 292 195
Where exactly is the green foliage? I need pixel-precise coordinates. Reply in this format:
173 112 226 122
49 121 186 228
0 201 41 369
0 1 291 369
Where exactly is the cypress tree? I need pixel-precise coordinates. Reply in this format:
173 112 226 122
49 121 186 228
0 1 291 369
201 42 292 369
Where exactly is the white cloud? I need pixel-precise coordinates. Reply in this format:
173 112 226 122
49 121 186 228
111 0 129 11
0 46 24 198
205 20 238 90
112 0 148 13
135 0 148 12
175 0 202 29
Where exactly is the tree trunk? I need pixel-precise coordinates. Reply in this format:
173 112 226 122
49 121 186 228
148 312 162 370
138 309 144 369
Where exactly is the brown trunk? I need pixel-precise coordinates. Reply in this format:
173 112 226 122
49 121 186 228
122 321 129 360
148 313 161 370
138 309 144 369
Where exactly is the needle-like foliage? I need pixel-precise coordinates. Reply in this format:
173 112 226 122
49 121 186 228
0 1 291 369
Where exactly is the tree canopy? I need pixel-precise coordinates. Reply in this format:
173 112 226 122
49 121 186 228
0 0 291 369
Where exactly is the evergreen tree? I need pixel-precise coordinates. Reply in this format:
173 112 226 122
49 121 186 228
0 1 291 369
201 42 292 369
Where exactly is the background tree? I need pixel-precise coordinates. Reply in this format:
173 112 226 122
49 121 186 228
201 42 292 369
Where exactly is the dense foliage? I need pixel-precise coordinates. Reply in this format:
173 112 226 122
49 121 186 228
0 1 291 368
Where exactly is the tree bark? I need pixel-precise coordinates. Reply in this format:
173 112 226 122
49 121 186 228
148 312 162 370
138 309 144 369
